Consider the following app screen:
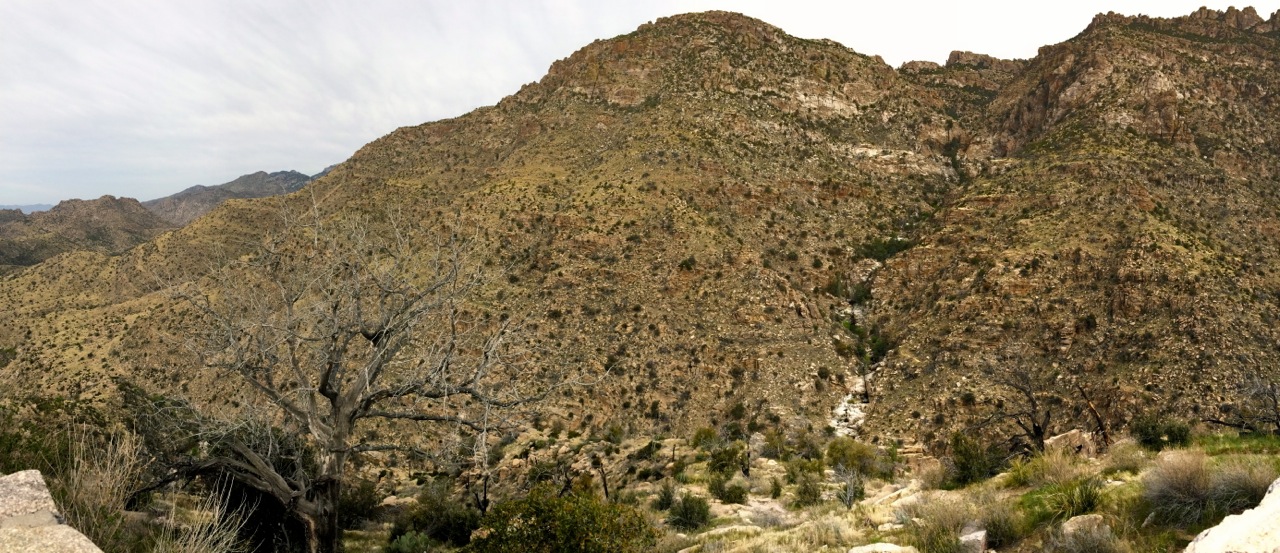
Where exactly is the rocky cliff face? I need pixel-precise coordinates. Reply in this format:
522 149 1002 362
0 7 1278 449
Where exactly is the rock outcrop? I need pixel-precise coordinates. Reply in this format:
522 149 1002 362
1185 477 1280 553
0 471 102 553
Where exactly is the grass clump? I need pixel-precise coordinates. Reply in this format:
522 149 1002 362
1006 447 1083 488
1046 521 1130 553
667 493 712 531
903 498 972 553
1139 451 1276 528
1021 476 1104 526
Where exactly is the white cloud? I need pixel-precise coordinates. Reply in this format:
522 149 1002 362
1 0 1276 204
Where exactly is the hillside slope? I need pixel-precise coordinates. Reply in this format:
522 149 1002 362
1 8 1278 452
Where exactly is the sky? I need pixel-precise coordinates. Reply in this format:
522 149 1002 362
2 1 1277 206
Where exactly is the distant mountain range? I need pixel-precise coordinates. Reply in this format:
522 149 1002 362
0 204 54 213
0 170 317 272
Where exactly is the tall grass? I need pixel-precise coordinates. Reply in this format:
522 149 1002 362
153 491 247 553
51 428 146 549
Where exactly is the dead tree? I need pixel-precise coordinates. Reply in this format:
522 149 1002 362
980 362 1066 453
1205 370 1280 436
150 205 559 553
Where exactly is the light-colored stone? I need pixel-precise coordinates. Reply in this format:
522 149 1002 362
1185 477 1280 553
0 525 104 553
0 471 104 553
848 543 919 553
1060 513 1107 537
0 471 60 520
959 522 986 553
1045 429 1097 458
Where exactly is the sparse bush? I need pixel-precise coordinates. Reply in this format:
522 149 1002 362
470 486 657 553
690 427 718 450
651 480 676 511
667 493 712 531
784 457 824 484
338 478 381 529
384 531 435 553
1142 451 1213 526
978 498 1026 549
708 442 746 476
1046 522 1130 553
770 477 783 499
1102 439 1148 476
153 490 247 553
1209 457 1279 514
905 498 971 553
944 432 1006 488
1006 448 1081 488
1130 413 1191 451
827 437 890 478
708 473 748 504
834 467 865 510
792 474 822 508
389 481 480 547
53 428 147 551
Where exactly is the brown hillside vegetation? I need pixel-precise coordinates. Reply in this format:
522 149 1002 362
1 7 1279 458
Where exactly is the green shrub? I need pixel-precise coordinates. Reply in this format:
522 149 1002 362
667 494 711 531
339 478 381 529
770 477 783 499
979 499 1026 549
792 474 822 508
389 481 480 547
690 427 718 450
944 432 1006 488
384 531 436 553
784 458 824 484
707 442 745 476
651 480 676 511
471 486 657 553
1130 414 1191 451
1006 448 1082 488
1044 477 1103 522
708 473 748 504
826 437 889 478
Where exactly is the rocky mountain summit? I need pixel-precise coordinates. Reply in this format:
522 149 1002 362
0 6 1278 456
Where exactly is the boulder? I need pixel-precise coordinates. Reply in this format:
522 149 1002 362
0 471 103 553
959 521 987 553
1045 429 1097 457
1185 477 1280 553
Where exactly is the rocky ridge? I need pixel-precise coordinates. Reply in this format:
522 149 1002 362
0 7 1277 455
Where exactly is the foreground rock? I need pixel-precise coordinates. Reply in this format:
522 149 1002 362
1185 477 1280 553
0 471 102 553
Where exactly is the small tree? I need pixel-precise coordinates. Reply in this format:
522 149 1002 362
1206 370 1280 436
980 362 1067 452
136 205 563 553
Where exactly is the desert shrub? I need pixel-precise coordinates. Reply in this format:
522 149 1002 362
1130 414 1191 451
52 428 147 551
826 437 890 478
384 531 435 553
708 473 748 504
152 490 247 553
338 478 381 529
770 477 783 499
1043 477 1104 522
784 457 824 484
667 493 712 531
1208 457 1278 514
792 474 822 508
389 481 480 547
690 427 718 450
1006 447 1081 488
1142 451 1213 526
470 486 657 553
834 467 865 509
944 432 1006 488
904 498 971 553
978 498 1026 549
651 480 677 511
707 441 745 476
1102 439 1148 476
1046 522 1130 553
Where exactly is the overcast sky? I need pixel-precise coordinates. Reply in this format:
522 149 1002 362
2 1 1277 206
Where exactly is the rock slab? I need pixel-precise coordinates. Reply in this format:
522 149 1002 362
0 471 103 553
1185 477 1280 553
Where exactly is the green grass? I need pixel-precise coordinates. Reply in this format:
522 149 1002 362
1193 432 1280 456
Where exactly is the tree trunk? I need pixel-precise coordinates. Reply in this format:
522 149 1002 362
303 478 342 553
